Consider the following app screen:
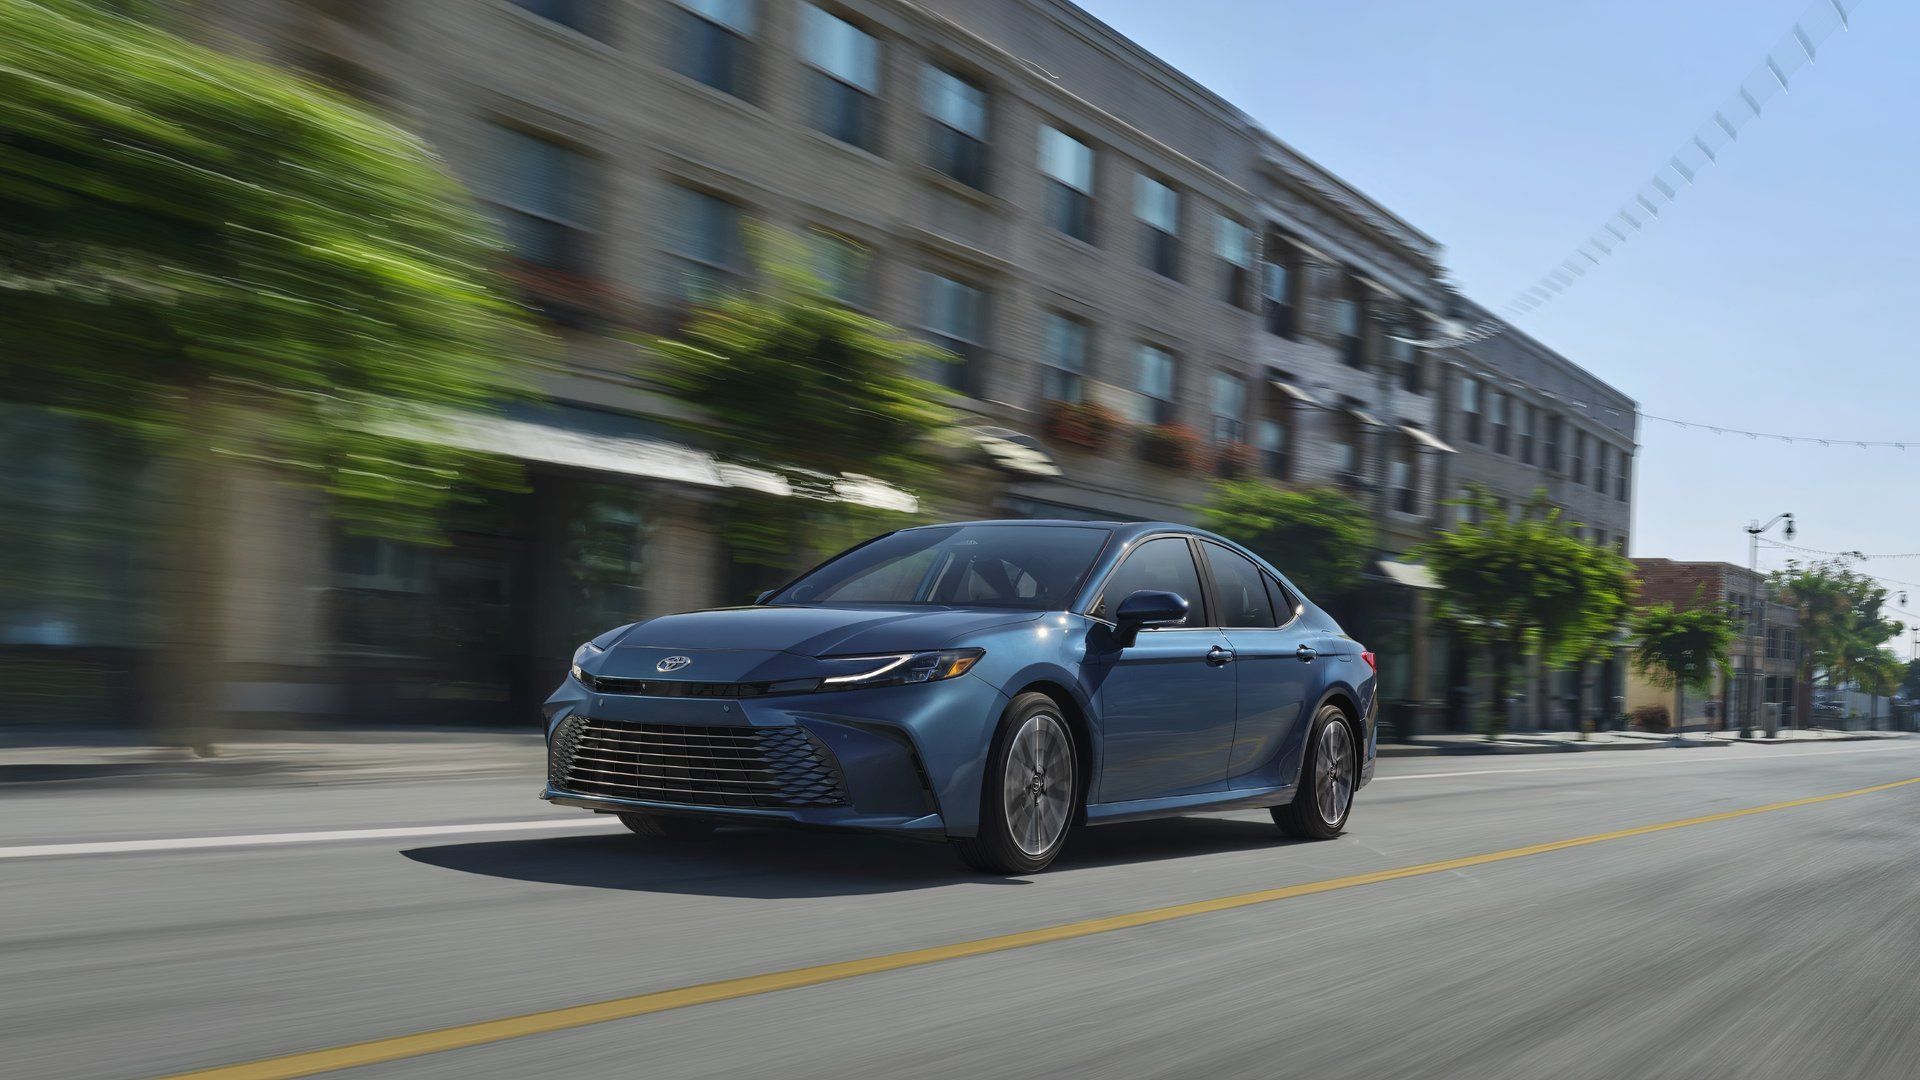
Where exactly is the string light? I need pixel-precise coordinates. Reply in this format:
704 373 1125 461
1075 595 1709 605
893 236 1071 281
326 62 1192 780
1398 0 1868 349
1759 539 1920 561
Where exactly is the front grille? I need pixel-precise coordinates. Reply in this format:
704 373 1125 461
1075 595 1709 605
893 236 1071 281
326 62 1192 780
549 715 848 809
579 674 812 699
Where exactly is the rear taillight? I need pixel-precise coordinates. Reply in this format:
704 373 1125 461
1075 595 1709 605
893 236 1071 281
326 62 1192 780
1361 651 1377 672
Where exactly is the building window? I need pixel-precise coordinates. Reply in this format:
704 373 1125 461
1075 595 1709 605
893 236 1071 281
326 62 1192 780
1256 416 1289 478
1329 429 1359 481
664 185 746 302
1488 390 1509 454
1593 443 1608 490
513 0 597 36
1459 377 1482 444
800 4 881 152
804 229 870 308
1039 125 1094 242
1616 449 1630 501
1389 336 1421 393
1332 290 1364 367
1135 175 1179 279
1389 444 1417 514
1134 344 1176 424
1542 413 1562 473
1040 312 1087 404
1262 235 1296 337
919 271 983 393
668 0 753 96
1569 430 1586 484
924 64 987 189
1210 371 1245 444
1215 215 1252 308
1516 403 1535 464
481 125 591 274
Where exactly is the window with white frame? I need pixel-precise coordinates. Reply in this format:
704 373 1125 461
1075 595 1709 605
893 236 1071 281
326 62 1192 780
1135 174 1179 279
800 4 881 152
1214 214 1252 307
1135 343 1176 424
663 184 746 302
1040 312 1087 404
1256 415 1289 478
1209 370 1246 443
923 64 987 188
480 124 591 274
919 271 983 393
1459 376 1482 444
1039 125 1094 242
668 0 753 97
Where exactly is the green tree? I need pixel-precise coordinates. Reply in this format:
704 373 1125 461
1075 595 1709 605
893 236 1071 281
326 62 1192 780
649 248 956 575
1854 648 1903 730
1630 599 1738 736
1416 490 1634 739
1771 560 1900 728
1 1 532 743
1196 482 1374 595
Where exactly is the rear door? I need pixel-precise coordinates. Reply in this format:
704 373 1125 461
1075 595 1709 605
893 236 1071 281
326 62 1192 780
1198 542 1315 789
1088 536 1237 803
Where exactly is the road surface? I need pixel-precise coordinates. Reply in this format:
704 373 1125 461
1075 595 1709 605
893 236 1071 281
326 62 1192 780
5 739 1918 1079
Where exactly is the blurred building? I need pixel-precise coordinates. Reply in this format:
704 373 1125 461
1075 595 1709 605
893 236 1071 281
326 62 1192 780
4 0 1638 729
1627 559 1803 731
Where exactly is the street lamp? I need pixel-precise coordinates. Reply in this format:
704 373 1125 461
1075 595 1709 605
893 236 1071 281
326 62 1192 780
1743 513 1794 739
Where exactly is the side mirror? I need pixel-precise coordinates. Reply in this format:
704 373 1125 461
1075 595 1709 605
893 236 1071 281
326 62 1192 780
754 589 777 605
1113 589 1189 648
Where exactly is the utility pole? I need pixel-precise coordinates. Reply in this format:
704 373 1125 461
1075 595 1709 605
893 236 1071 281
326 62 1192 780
1743 513 1794 739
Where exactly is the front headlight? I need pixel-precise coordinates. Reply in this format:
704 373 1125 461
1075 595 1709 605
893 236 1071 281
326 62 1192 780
569 639 605 685
819 648 984 689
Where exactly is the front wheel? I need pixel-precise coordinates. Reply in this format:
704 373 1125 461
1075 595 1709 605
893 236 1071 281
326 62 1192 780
1272 704 1357 839
953 693 1078 875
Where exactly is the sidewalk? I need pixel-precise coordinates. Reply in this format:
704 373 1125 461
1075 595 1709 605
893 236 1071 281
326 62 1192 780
1378 727 1913 757
0 727 542 786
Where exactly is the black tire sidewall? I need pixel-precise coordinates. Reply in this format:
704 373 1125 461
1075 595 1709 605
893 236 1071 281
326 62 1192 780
970 692 1079 873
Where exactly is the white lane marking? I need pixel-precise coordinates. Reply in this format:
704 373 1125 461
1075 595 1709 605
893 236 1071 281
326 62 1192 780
0 818 621 860
1381 741 1920 782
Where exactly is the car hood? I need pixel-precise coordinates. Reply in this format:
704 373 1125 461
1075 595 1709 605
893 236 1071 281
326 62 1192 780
602 605 1044 669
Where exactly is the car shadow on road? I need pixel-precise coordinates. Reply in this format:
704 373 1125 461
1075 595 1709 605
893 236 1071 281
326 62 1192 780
400 815 1295 899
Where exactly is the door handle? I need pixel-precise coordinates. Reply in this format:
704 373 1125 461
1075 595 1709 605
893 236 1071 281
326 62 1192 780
1295 644 1318 663
1206 645 1236 666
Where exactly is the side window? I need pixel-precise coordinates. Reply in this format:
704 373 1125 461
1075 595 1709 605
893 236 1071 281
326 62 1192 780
1201 542 1277 628
1264 574 1299 625
1092 537 1202 625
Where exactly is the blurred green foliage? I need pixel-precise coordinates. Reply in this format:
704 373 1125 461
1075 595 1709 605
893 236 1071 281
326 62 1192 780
0 0 534 541
648 247 956 567
1418 488 1634 737
1630 600 1737 730
1770 560 1901 702
1195 481 1373 595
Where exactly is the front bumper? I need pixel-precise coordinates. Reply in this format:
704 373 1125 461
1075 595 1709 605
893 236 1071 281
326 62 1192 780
541 671 1009 837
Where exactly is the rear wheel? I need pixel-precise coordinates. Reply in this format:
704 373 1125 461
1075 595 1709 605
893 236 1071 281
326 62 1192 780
953 693 1078 875
617 812 717 840
1272 704 1357 839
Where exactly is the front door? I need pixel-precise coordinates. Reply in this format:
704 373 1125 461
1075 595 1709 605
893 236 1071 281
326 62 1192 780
1089 536 1238 802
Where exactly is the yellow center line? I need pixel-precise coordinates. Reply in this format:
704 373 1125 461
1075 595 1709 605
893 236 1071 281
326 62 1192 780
161 775 1920 1080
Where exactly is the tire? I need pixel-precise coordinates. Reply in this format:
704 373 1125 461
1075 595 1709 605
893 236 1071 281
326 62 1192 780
1272 703 1358 840
953 692 1079 875
617 812 717 840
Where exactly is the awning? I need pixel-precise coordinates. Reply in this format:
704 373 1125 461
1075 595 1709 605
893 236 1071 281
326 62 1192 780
1399 424 1457 454
378 409 918 513
972 427 1063 478
1344 406 1385 428
1269 379 1320 406
1376 560 1440 590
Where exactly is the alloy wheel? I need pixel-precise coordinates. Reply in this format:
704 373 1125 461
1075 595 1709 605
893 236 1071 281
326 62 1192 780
1316 714 1355 826
1004 712 1074 856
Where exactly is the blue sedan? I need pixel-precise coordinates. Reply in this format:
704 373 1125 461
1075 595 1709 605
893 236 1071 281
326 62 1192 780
544 520 1377 873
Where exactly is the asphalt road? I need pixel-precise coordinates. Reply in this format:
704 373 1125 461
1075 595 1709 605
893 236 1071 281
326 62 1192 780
5 740 1919 1080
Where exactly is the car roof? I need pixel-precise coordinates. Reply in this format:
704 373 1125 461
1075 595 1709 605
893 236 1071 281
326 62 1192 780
898 519 1249 553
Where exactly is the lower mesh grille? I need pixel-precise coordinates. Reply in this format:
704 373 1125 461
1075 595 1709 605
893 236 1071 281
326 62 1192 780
549 715 848 809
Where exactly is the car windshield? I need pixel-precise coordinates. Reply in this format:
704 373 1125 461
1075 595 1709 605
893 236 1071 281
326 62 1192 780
769 525 1111 609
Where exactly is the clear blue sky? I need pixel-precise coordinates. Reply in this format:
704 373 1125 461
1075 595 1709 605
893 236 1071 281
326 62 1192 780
1082 0 1919 632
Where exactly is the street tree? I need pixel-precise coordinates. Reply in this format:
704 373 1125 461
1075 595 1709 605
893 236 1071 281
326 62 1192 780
648 246 957 576
1416 489 1635 739
1854 648 1904 730
1197 482 1374 596
1 1 533 744
1629 599 1738 735
1771 560 1901 726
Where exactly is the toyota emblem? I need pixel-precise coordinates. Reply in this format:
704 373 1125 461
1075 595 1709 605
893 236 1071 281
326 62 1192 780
656 655 692 673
